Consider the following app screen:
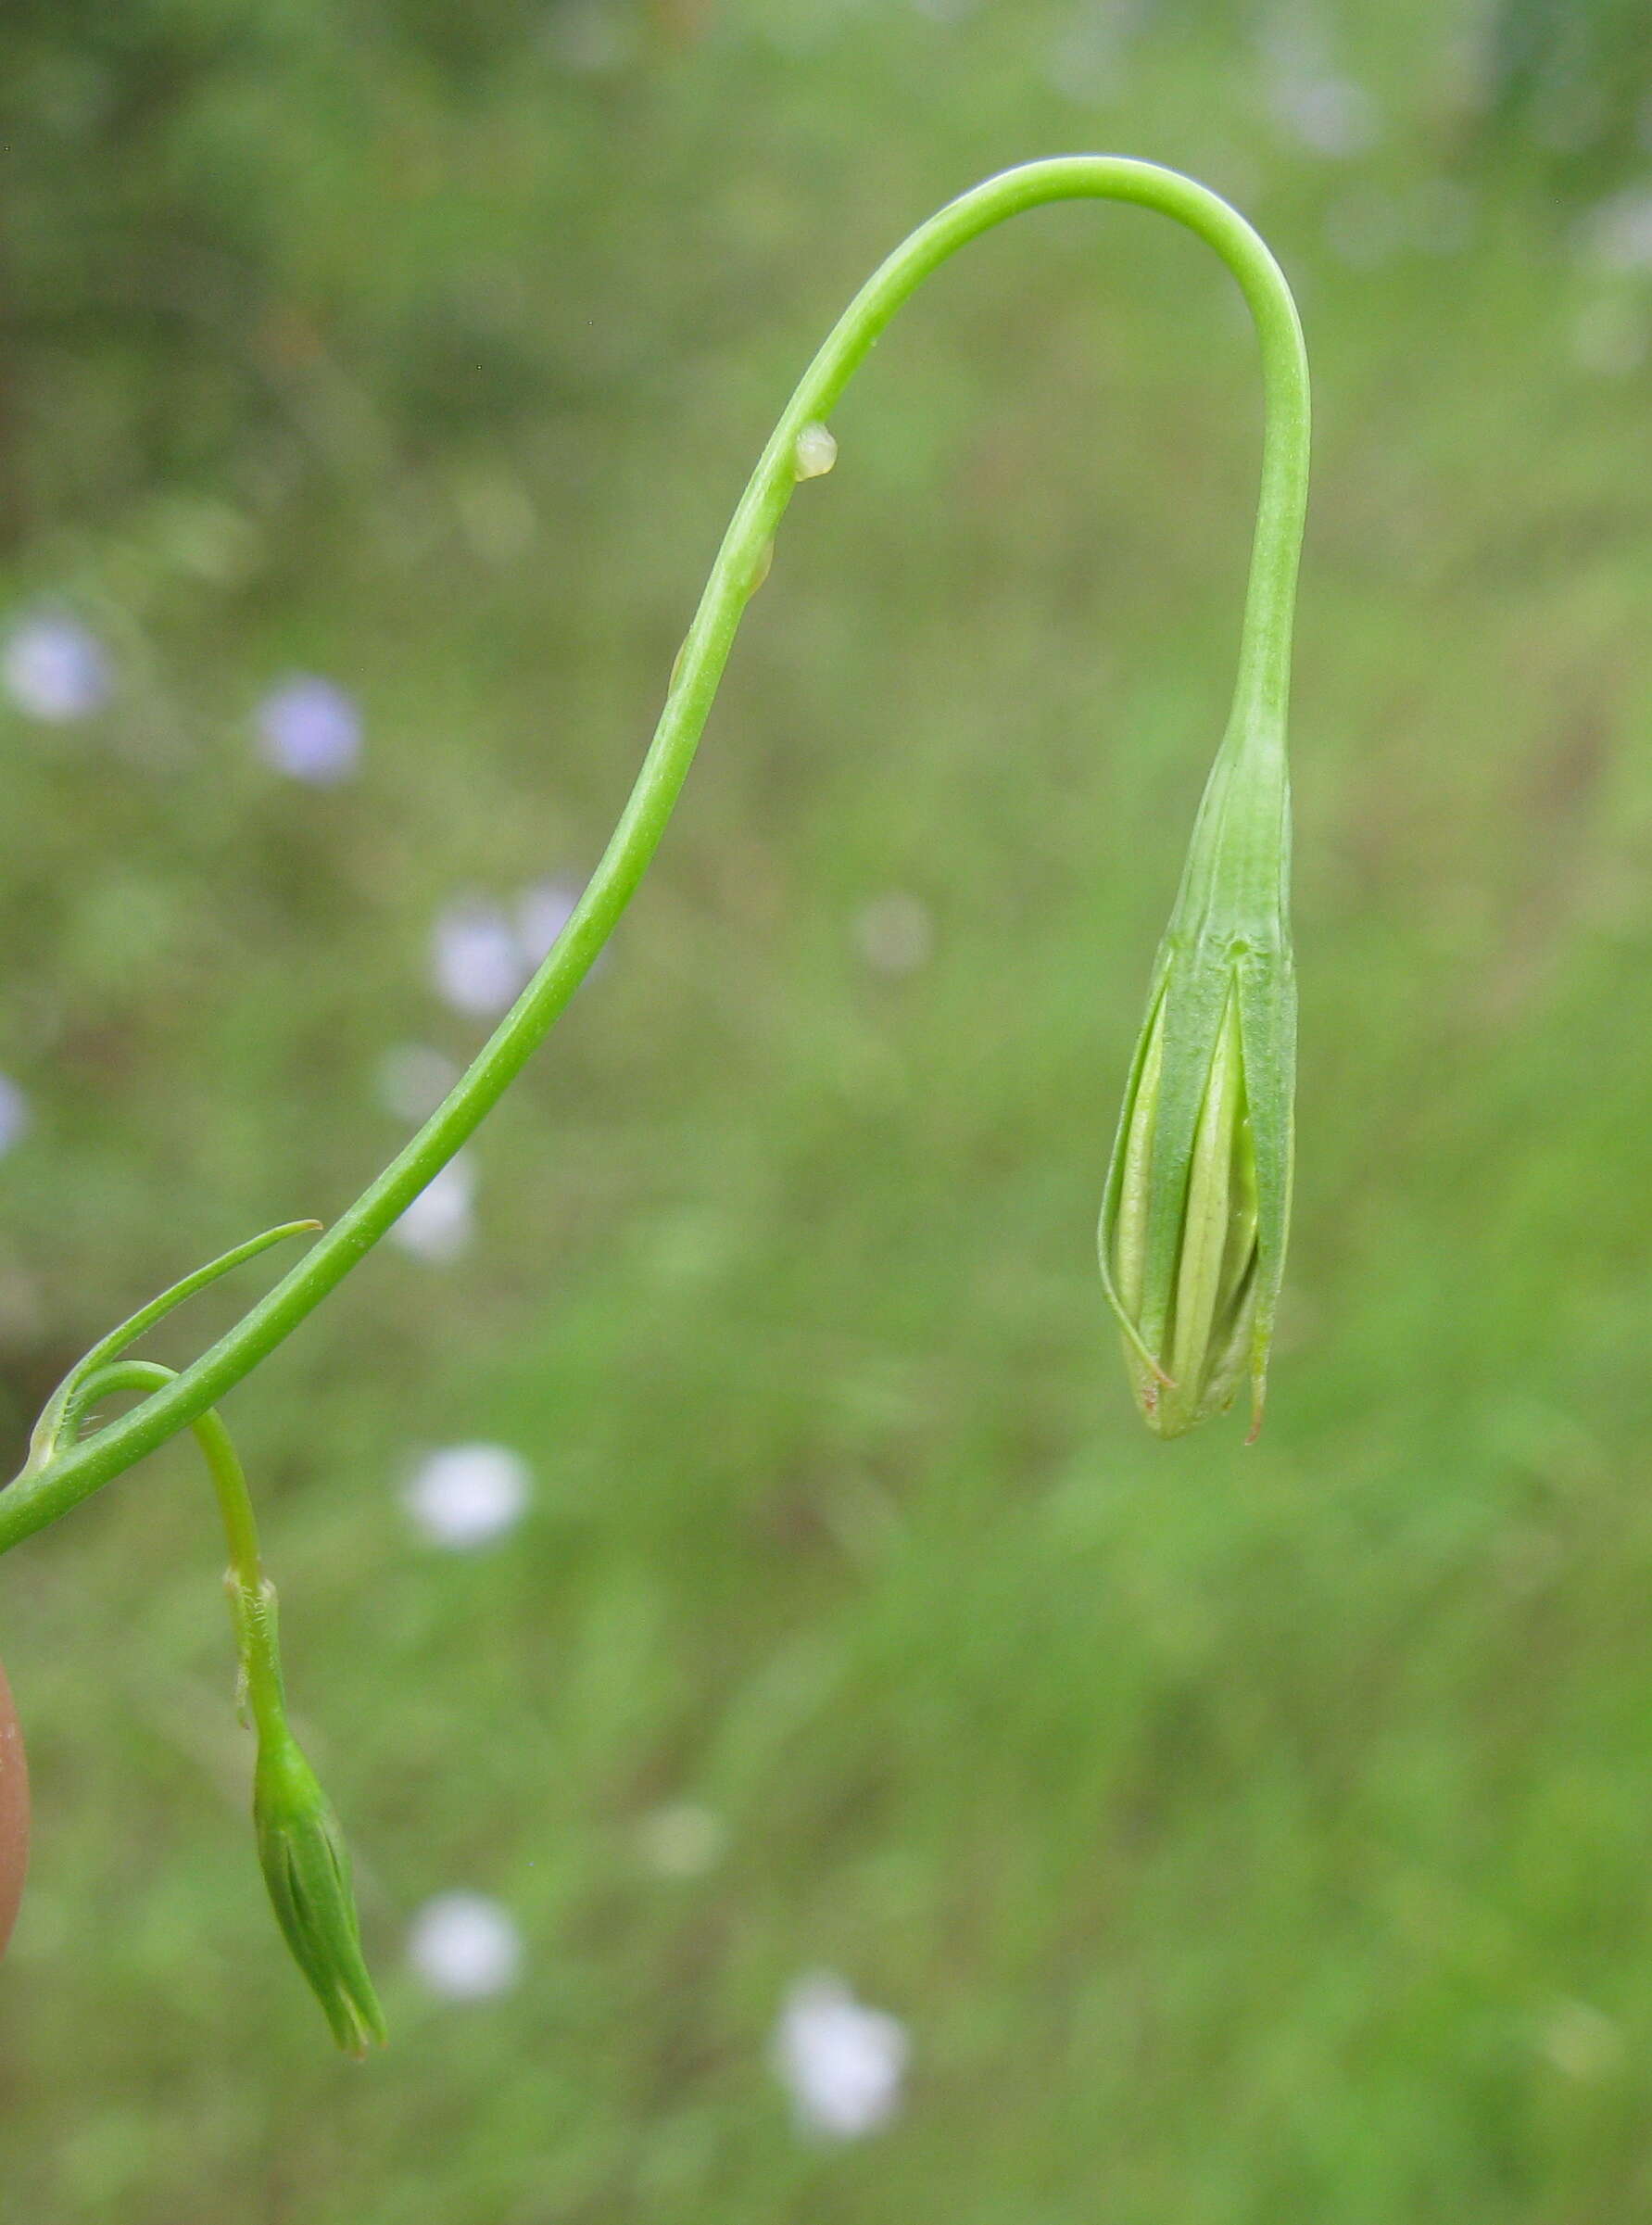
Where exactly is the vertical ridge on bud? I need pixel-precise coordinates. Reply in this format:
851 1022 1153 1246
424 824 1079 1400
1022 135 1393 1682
1111 992 1163 1329
1169 986 1256 1394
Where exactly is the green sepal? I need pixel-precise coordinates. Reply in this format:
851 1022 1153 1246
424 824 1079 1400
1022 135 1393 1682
1232 941 1296 1437
1136 938 1236 1367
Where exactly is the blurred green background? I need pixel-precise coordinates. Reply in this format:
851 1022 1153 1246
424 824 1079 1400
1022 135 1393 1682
6 1 1652 2218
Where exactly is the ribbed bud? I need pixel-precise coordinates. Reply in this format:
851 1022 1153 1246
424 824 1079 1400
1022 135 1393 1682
254 1729 385 2056
1105 975 1267 1434
1099 714 1295 1438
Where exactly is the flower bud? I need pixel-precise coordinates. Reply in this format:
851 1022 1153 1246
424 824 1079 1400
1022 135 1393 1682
254 1728 385 2055
1099 716 1295 1438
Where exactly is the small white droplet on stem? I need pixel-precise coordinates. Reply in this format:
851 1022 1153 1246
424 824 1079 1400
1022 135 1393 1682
793 422 838 481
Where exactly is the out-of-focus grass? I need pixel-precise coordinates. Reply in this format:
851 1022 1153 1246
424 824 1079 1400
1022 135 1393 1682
6 4 1652 2219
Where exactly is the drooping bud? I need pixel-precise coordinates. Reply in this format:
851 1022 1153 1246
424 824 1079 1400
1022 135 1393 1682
253 1724 385 2056
1099 710 1295 1438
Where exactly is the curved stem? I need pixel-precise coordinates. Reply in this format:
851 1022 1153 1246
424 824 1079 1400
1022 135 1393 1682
69 1361 284 1739
0 156 1309 1553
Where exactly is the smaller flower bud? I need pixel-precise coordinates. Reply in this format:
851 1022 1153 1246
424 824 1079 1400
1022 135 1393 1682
254 1727 385 2056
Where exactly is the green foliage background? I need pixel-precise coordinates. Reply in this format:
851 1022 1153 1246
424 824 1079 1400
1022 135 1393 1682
6 2 1652 2218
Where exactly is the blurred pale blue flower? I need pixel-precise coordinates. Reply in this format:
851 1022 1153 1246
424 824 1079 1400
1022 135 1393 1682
255 676 362 784
774 1974 909 2141
431 899 526 1018
3 613 112 723
0 1075 30 1157
432 878 595 1018
407 1892 523 2001
402 1443 531 1549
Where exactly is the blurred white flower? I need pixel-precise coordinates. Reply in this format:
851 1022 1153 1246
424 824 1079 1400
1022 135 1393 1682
254 675 362 784
1579 190 1652 276
0 1075 30 1157
1571 296 1649 378
1410 178 1476 259
542 0 637 73
1268 73 1380 159
407 1892 523 2001
376 1042 460 1125
3 613 112 723
773 1973 909 2141
853 891 934 978
515 878 581 966
431 897 529 1018
1043 1 1138 107
389 1154 476 1262
1538 1998 1623 2081
635 1801 727 1879
451 469 537 564
403 1442 532 1549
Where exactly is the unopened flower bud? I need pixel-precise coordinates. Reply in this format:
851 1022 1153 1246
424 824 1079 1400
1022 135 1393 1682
254 1727 385 2056
1099 714 1295 1438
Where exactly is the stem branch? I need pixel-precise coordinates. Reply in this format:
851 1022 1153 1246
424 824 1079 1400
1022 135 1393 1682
69 1361 284 1738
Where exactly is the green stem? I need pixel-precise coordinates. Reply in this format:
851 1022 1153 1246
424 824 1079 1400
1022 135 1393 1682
0 156 1308 1552
69 1361 285 1738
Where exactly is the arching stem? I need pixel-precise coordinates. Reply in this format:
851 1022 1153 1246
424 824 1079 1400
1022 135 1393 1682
67 1361 284 1738
0 156 1309 1551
